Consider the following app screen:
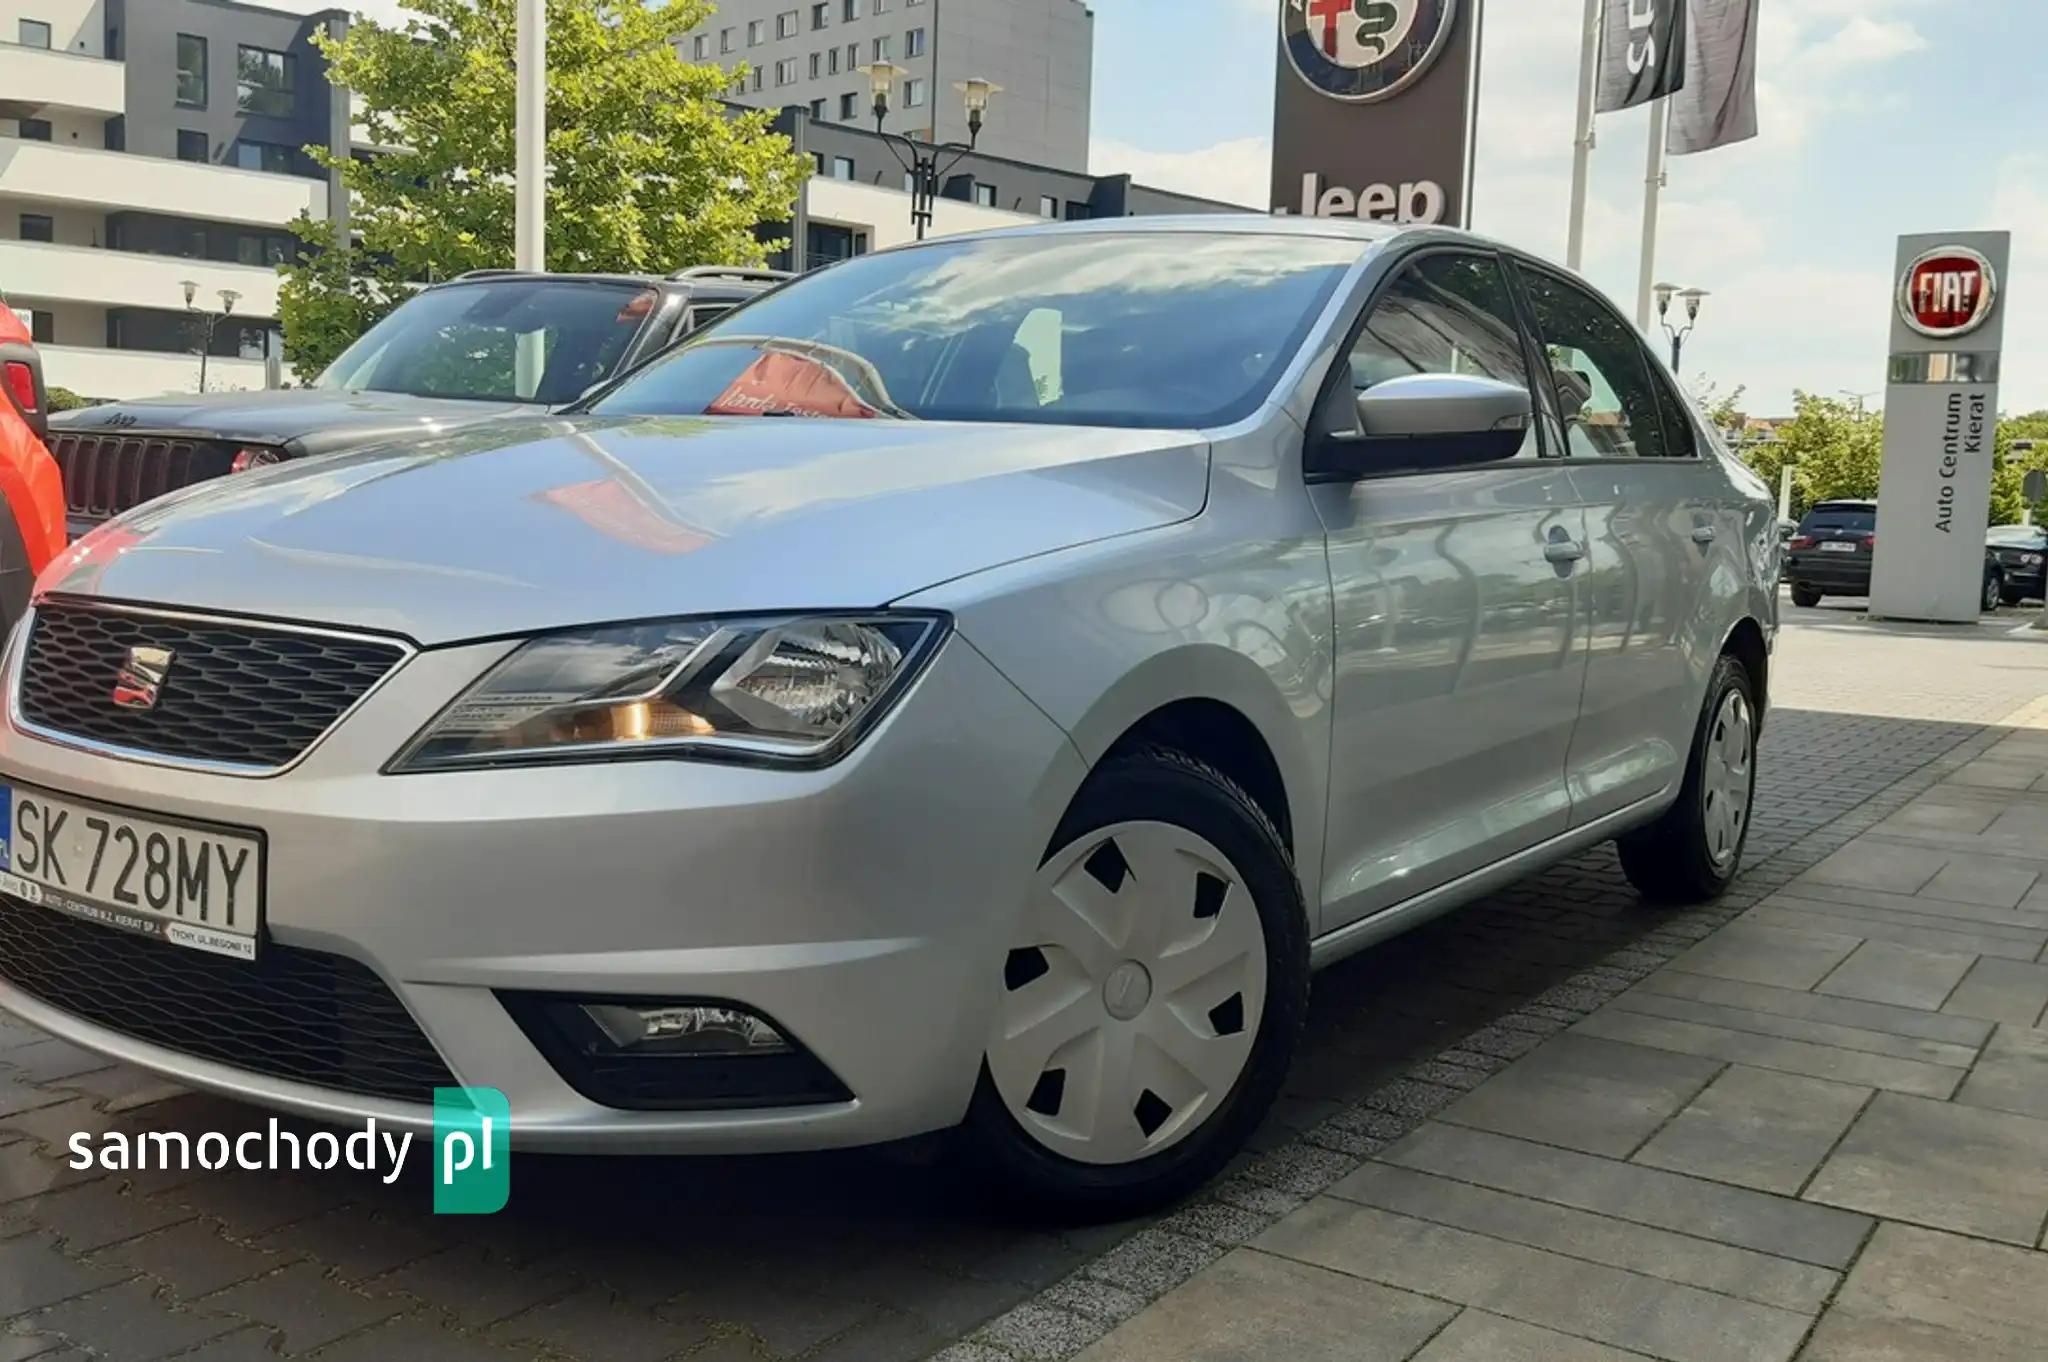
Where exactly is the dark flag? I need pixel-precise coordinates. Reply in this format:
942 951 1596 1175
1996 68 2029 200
1667 0 1760 155
1597 0 1689 113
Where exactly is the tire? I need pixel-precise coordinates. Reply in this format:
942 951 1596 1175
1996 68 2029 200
1983 571 2004 613
1619 652 1758 904
961 746 1309 1220
1790 584 1822 608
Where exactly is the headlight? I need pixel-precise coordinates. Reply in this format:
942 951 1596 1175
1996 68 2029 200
390 612 946 772
2024 553 2043 567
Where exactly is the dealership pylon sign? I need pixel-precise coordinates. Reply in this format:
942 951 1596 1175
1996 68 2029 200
1870 231 2012 624
1270 0 1483 226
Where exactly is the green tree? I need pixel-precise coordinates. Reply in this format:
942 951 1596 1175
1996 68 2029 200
279 0 807 376
1991 410 2048 525
1748 391 1884 517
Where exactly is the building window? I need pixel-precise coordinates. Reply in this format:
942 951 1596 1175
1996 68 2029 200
720 27 736 53
875 0 890 12
904 27 926 57
747 19 765 45
236 45 295 117
174 34 208 107
27 311 52 345
18 214 54 243
777 10 799 38
903 77 926 107
832 155 855 180
974 183 995 207
233 139 298 174
907 0 925 6
839 91 858 120
176 129 208 162
828 47 839 74
692 34 709 60
872 35 889 60
810 151 825 173
17 118 51 142
1038 195 1057 218
750 66 764 91
812 3 830 29
19 19 51 48
808 97 826 119
809 51 821 78
775 57 797 85
844 0 864 19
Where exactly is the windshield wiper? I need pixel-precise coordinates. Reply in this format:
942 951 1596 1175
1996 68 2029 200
685 335 915 420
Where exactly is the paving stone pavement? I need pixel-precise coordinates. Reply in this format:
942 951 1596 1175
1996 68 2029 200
3 603 2048 1362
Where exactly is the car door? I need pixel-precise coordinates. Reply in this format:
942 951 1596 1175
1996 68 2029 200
1512 263 1724 825
1309 249 1591 931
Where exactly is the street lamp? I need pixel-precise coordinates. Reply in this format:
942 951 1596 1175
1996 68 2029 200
181 280 241 393
856 62 1000 241
1652 283 1708 372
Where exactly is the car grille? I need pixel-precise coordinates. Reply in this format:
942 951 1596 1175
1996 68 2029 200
0 898 455 1102
47 432 237 521
16 603 408 770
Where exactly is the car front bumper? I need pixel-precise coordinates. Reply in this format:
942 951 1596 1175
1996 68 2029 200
0 630 1085 1153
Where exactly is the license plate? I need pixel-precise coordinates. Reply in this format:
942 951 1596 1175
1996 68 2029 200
0 783 263 960
1820 541 1858 553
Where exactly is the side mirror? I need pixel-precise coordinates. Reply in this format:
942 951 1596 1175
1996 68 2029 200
1312 373 1533 479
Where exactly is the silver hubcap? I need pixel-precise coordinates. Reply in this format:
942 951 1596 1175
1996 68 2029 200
1701 689 1754 870
990 821 1268 1166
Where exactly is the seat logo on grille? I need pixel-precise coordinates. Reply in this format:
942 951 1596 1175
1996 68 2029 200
111 645 175 710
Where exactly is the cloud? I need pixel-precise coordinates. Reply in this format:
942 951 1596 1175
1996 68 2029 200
1091 136 1272 210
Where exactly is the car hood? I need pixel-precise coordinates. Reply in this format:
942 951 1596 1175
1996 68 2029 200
50 388 534 455
43 416 1210 644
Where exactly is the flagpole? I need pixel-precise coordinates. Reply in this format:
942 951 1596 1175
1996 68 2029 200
1565 0 1602 270
1635 96 1667 330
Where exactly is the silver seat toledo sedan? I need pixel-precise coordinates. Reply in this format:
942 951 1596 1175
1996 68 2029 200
0 218 1775 1214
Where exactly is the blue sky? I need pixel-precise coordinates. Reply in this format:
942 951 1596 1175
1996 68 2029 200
309 1 2048 417
1089 0 2048 417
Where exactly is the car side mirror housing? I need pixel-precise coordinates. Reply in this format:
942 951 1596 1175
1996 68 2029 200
1311 373 1533 480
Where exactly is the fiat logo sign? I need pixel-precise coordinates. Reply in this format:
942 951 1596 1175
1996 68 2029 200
1898 246 1999 339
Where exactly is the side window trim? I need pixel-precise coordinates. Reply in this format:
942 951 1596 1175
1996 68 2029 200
1306 244 1551 473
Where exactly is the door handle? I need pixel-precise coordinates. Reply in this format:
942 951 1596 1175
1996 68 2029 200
1691 526 1717 544
1543 540 1586 564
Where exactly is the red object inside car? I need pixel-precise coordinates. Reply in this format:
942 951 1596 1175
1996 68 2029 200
0 308 66 577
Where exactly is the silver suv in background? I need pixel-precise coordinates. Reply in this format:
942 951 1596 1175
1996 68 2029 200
0 219 1776 1216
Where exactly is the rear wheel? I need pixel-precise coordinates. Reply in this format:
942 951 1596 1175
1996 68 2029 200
1620 653 1757 904
1790 583 1822 608
962 748 1307 1219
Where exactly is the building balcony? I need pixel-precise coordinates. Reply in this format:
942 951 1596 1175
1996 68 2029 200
36 345 278 403
0 239 282 319
0 43 124 120
0 137 324 227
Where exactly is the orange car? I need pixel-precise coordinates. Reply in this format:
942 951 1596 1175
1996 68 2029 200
0 308 67 631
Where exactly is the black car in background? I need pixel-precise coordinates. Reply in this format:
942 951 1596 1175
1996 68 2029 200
1786 498 2010 611
1987 523 2048 605
44 266 784 536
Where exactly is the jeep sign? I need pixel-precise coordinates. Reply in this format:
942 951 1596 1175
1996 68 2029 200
1269 0 1483 226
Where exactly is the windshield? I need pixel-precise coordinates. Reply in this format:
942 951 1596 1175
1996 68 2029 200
589 232 1365 429
318 279 658 405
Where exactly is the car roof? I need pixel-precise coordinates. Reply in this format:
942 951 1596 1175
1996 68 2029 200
1811 499 1878 510
431 267 785 302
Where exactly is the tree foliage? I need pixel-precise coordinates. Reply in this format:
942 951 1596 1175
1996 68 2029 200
278 0 807 376
1726 387 2048 528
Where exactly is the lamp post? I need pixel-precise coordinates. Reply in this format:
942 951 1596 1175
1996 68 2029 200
180 280 241 393
1652 282 1708 373
855 62 999 241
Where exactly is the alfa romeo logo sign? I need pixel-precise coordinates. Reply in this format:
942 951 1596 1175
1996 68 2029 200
1898 245 1999 339
1282 0 1458 104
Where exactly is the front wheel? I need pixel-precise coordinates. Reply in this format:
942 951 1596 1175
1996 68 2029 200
1983 571 2005 613
1620 653 1758 904
962 748 1308 1219
1790 583 1822 608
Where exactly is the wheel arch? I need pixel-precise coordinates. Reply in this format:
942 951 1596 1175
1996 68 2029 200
1720 616 1769 727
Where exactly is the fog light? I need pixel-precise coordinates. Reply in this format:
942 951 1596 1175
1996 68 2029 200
580 1003 792 1055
